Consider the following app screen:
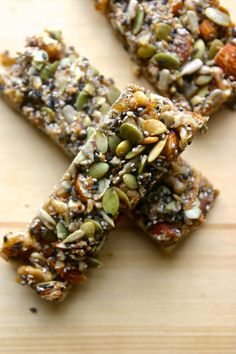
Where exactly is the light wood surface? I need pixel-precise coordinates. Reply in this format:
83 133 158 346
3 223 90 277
0 1 236 353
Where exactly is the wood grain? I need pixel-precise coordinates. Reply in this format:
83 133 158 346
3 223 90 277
0 1 236 353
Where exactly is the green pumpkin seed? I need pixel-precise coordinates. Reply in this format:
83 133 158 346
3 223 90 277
100 102 111 115
148 137 167 163
75 91 89 110
125 145 145 159
137 44 156 58
94 131 108 153
87 127 96 140
123 174 138 189
41 230 58 242
209 39 223 59
102 188 120 216
154 52 180 69
120 123 144 143
41 107 56 120
40 61 58 81
138 155 148 174
56 221 68 240
89 162 109 179
84 219 103 234
205 7 230 27
192 39 206 59
107 87 120 105
133 6 145 34
83 116 92 128
155 23 172 40
108 135 121 154
195 75 212 86
80 221 96 237
116 139 132 157
87 257 103 267
84 82 96 96
113 187 131 209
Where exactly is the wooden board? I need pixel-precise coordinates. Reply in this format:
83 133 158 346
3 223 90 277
0 1 236 353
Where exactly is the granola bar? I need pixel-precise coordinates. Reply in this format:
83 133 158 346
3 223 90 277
0 83 206 301
135 158 219 252
0 30 121 157
95 0 236 115
0 31 214 257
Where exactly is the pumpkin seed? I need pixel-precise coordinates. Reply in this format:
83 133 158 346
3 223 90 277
123 174 138 189
87 127 96 140
56 221 68 240
148 137 167 163
209 39 223 59
154 52 180 69
120 122 144 143
84 82 96 96
87 257 103 267
100 102 111 115
41 230 57 242
142 119 167 136
108 135 121 154
116 139 131 157
125 145 145 159
195 74 212 86
94 131 108 153
80 221 96 237
83 116 92 128
155 23 172 40
102 188 120 216
88 162 109 179
133 6 145 34
84 219 103 234
75 91 89 110
180 59 203 76
48 30 62 41
205 7 230 27
137 44 156 58
113 187 131 209
138 155 148 174
192 39 206 59
41 107 55 120
107 87 120 105
40 61 58 81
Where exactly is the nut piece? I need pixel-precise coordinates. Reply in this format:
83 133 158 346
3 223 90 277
215 44 236 79
199 20 218 41
162 131 179 160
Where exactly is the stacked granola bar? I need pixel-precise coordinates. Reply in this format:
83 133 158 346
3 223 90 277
0 31 217 257
0 81 207 300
